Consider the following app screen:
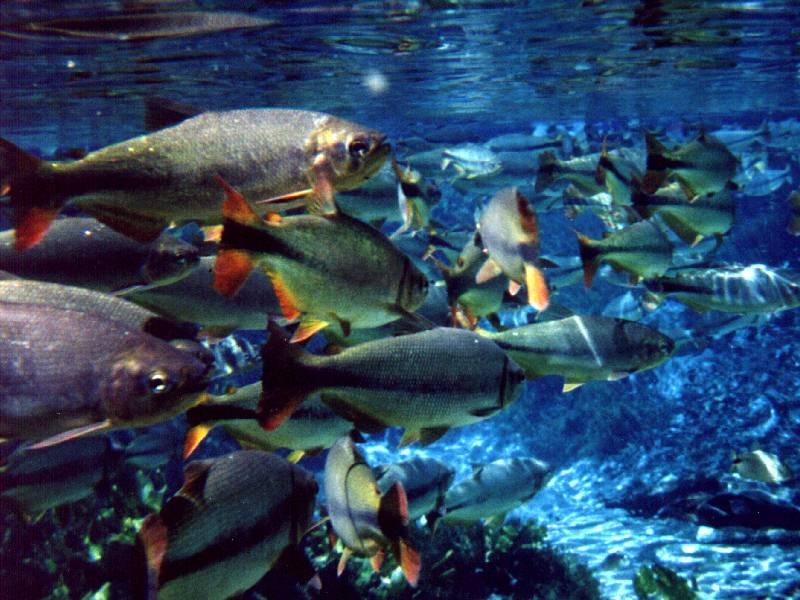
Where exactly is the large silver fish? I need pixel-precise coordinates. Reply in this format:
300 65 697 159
0 302 210 445
324 436 420 586
138 450 318 599
1 108 389 249
0 217 199 293
259 323 526 447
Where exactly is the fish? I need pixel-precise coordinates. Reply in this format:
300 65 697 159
601 290 645 321
391 157 440 236
183 383 358 461
2 12 274 41
259 322 526 447
127 255 283 337
1 108 389 249
643 265 800 314
731 449 792 484
487 131 563 153
631 180 735 246
138 450 318 599
478 315 674 391
787 190 800 236
535 151 605 196
441 144 502 181
442 457 551 525
476 187 550 311
594 144 643 207
0 217 199 294
642 131 738 200
576 219 673 287
709 121 769 151
0 301 210 445
435 231 507 328
0 277 200 342
213 177 428 343
324 436 420 586
375 457 455 522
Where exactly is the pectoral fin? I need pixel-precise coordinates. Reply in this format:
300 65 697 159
28 419 113 450
475 257 503 284
309 155 338 216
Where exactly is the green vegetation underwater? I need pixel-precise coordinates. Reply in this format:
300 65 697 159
1 1 799 598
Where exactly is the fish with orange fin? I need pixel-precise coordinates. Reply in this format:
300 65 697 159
137 450 319 600
476 187 550 311
0 108 389 249
257 322 525 445
213 177 428 343
0 301 210 447
324 435 420 586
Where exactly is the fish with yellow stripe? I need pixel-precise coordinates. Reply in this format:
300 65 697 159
212 177 428 343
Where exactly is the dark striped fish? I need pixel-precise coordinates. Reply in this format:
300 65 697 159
324 436 420 586
138 450 318 599
644 265 800 314
479 315 675 392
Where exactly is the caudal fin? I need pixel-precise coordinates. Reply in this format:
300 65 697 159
259 321 315 430
575 232 601 288
1 137 62 250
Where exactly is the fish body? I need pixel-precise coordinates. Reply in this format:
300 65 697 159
2 109 389 249
481 316 674 389
477 187 550 311
643 131 738 200
632 181 735 245
375 457 455 521
441 144 502 180
0 278 199 342
128 256 282 336
644 265 800 314
732 450 792 484
0 302 210 441
260 324 526 445
535 151 604 195
487 132 562 153
443 457 551 524
324 436 420 586
577 220 673 287
139 450 318 599
594 147 643 206
214 180 427 341
0 218 199 293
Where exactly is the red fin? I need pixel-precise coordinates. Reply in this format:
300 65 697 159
508 280 522 296
515 190 539 243
309 155 338 216
290 318 329 344
378 482 410 539
214 249 254 297
183 424 213 459
397 538 421 587
14 207 60 251
215 175 260 225
575 232 600 288
370 548 385 573
139 514 168 599
265 272 302 322
524 264 550 311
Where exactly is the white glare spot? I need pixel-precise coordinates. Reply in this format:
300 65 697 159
364 70 389 95
66 60 76 69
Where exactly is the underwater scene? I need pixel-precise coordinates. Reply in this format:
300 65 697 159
1 0 799 598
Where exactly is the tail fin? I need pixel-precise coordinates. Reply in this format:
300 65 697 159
259 321 315 430
575 232 601 288
630 176 653 220
1 138 62 250
642 132 670 193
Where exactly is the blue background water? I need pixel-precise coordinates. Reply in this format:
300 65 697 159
1 1 800 598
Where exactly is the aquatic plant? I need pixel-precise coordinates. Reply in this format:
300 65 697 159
633 564 698 600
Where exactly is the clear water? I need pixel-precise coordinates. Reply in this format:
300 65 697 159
1 1 799 599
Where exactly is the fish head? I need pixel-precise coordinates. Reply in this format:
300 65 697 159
397 258 429 312
623 322 675 367
100 338 211 427
307 117 391 191
502 357 527 407
142 234 200 287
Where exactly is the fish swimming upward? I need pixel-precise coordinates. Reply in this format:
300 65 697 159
0 301 210 446
259 322 526 447
476 187 550 311
138 450 318 600
213 177 428 343
324 436 420 586
0 108 390 249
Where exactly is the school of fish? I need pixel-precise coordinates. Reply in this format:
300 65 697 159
2 98 798 598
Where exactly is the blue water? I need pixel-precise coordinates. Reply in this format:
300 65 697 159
1 1 800 599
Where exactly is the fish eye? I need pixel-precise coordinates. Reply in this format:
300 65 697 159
456 257 465 267
348 138 370 158
147 370 173 395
